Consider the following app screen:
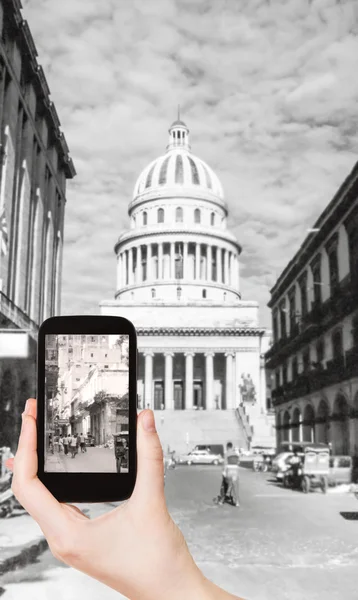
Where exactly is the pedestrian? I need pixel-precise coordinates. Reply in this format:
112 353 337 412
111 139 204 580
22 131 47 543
63 434 69 456
58 436 64 454
76 434 80 455
217 442 240 507
54 435 59 453
69 434 77 458
80 433 86 453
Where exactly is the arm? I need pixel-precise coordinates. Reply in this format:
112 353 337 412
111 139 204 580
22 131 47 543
9 400 245 600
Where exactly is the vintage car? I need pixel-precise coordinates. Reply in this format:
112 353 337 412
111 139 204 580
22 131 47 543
329 455 353 486
271 452 294 480
282 443 330 493
178 449 224 466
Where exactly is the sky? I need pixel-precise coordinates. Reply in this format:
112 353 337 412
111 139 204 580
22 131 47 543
22 0 358 327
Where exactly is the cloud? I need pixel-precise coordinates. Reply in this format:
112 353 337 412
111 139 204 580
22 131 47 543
22 0 358 327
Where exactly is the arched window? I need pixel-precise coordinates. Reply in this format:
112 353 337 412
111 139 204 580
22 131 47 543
157 208 164 223
143 211 147 226
202 289 207 298
151 288 156 299
194 208 201 224
210 212 215 226
177 286 182 300
176 207 183 222
332 329 343 358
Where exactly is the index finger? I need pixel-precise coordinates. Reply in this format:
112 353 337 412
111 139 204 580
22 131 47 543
12 399 71 536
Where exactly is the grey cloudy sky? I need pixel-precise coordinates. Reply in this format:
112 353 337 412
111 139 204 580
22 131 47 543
23 0 358 327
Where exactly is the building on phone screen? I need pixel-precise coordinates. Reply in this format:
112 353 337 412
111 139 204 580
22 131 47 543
100 119 275 453
0 1 75 451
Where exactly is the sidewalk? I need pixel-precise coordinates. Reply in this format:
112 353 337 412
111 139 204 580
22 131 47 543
0 514 47 576
45 452 67 473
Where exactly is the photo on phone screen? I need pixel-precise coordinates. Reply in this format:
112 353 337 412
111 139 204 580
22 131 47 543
44 333 129 474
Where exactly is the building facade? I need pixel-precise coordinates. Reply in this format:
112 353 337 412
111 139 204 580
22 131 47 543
266 161 358 457
0 0 75 449
101 119 274 449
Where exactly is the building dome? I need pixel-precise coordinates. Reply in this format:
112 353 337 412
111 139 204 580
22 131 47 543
133 120 224 201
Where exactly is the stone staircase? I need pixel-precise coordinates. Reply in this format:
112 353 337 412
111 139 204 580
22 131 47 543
237 403 276 448
153 410 248 455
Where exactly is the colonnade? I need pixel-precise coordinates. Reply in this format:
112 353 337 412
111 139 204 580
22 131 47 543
118 242 239 288
139 350 237 410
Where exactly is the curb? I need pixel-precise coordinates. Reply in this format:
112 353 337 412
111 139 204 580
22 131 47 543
0 537 48 577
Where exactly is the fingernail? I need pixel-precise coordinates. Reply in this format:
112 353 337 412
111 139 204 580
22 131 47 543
24 400 30 415
142 410 156 432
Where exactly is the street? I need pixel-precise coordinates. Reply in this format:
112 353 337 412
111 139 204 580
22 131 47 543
45 447 118 473
1 466 358 599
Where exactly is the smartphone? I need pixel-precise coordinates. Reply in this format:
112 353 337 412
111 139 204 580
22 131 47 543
37 315 137 503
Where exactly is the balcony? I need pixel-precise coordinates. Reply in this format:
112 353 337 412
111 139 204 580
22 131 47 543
272 349 358 407
266 275 358 369
0 291 38 340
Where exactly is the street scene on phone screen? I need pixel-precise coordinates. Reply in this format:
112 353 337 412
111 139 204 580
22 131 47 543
44 334 129 474
1 1 358 599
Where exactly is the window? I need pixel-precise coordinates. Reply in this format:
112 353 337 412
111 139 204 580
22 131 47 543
282 363 288 385
177 286 182 300
273 311 278 343
202 289 207 298
292 357 298 379
151 288 156 299
157 208 164 223
288 290 297 333
303 349 310 372
76 378 80 382
332 329 343 358
210 212 215 226
299 273 308 317
352 315 358 346
105 365 109 369
176 207 183 222
194 208 201 224
328 247 339 293
311 257 322 304
91 353 94 358
279 304 287 338
316 339 325 364
105 354 107 358
143 211 148 226
275 371 280 389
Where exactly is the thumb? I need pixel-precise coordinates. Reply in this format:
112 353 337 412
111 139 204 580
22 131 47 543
132 410 165 507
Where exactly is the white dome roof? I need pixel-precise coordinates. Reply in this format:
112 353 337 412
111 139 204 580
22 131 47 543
133 120 224 201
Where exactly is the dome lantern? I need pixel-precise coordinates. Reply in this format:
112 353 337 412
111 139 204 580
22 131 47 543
166 106 190 152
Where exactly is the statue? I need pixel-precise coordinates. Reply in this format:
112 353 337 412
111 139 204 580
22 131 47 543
239 374 256 404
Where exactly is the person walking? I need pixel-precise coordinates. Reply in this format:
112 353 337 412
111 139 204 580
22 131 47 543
80 433 86 453
63 434 69 456
217 442 240 507
76 434 80 456
58 436 64 454
69 434 77 459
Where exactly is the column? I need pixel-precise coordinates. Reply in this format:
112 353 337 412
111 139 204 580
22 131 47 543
229 253 233 286
224 250 229 285
136 246 142 284
205 352 214 410
170 242 175 278
158 243 163 279
217 247 222 283
144 352 153 409
123 252 127 286
128 248 133 285
185 352 194 409
165 353 174 410
207 245 212 281
234 352 240 407
195 243 200 280
147 243 152 280
183 241 188 279
225 352 234 410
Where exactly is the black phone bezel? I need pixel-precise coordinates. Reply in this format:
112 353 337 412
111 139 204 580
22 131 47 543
37 315 137 503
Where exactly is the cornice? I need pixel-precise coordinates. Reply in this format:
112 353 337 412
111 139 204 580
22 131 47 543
128 188 228 214
136 327 265 336
139 347 259 353
114 227 241 254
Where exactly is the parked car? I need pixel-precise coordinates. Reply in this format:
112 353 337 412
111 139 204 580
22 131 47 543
178 449 224 466
329 455 353 486
271 452 293 480
85 435 95 447
194 444 225 458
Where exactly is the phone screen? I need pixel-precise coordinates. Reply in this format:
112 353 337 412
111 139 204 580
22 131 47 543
44 333 130 474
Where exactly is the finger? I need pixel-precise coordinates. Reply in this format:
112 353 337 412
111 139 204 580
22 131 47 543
12 406 70 535
5 458 14 471
132 410 165 507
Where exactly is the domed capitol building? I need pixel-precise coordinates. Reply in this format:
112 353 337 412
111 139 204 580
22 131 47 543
101 119 274 451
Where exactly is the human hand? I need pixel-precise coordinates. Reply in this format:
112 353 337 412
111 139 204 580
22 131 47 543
7 399 242 600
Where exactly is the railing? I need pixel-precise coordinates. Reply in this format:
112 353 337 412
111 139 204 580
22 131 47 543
235 406 253 450
272 347 358 406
